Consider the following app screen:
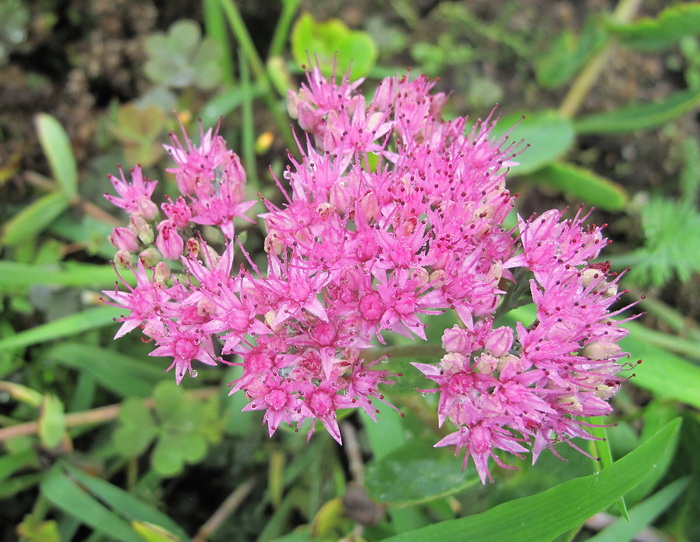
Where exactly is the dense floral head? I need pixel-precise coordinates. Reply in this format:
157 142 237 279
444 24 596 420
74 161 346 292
104 67 635 483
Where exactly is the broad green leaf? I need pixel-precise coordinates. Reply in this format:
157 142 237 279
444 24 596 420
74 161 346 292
382 419 681 542
48 343 163 398
0 261 134 291
490 110 575 175
62 463 189 541
621 320 700 409
41 466 140 542
38 394 66 449
574 88 700 134
607 4 700 51
527 161 628 211
35 113 78 199
113 399 158 457
365 438 479 506
16 515 60 542
588 478 690 542
0 305 122 352
151 436 185 476
291 12 377 79
1 191 70 246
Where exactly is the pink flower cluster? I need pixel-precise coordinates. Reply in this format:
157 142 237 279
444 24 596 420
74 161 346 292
104 68 634 483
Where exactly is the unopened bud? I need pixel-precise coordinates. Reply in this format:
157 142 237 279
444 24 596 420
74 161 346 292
114 250 132 269
139 247 161 267
109 227 139 252
484 326 514 357
137 196 159 221
130 215 154 245
154 261 171 283
581 341 621 361
156 220 184 261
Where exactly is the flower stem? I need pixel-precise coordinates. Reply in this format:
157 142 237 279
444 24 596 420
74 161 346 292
558 0 643 119
0 387 218 443
217 0 296 150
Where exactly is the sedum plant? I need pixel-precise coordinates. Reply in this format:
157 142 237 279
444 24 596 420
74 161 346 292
103 67 637 484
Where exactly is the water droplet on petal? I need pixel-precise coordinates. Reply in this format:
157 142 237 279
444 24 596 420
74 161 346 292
190 369 198 378
421 392 428 398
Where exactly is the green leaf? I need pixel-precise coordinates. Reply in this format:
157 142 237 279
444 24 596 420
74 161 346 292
38 394 66 449
574 88 700 134
607 4 700 51
113 399 158 457
35 114 78 199
41 466 140 542
1 191 70 246
535 17 607 89
527 161 628 211
291 12 377 79
62 463 189 541
365 438 479 506
151 436 186 476
588 478 690 542
0 449 38 482
382 419 681 542
48 343 163 398
0 261 134 291
490 110 575 175
0 305 122 352
627 196 700 286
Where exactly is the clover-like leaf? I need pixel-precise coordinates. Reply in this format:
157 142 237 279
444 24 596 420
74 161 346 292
144 19 223 90
291 12 377 79
113 399 158 457
113 103 167 167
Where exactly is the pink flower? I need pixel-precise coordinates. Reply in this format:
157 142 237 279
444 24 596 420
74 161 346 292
104 165 158 219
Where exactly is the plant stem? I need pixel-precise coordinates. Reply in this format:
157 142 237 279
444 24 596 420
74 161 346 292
269 0 301 58
0 387 218 443
558 0 643 118
193 476 258 542
217 0 296 150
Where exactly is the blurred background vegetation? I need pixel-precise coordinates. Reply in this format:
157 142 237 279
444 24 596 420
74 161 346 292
0 1 699 541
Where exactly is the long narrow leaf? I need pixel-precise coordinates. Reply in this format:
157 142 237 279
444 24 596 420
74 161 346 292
0 261 133 290
587 477 690 542
1 191 70 246
47 342 163 398
0 305 122 352
382 419 681 542
574 88 700 134
35 114 78 199
41 466 140 542
63 463 189 541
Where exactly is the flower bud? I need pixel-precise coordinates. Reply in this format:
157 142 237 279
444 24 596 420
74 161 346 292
154 261 171 283
442 326 472 354
130 215 154 245
484 326 514 357
156 220 184 261
109 227 139 252
139 247 161 267
137 196 159 221
114 249 132 269
581 341 621 361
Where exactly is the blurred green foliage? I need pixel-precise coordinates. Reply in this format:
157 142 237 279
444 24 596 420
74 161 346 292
1 1 699 541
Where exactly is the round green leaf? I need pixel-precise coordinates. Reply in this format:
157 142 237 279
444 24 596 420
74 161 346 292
38 394 66 449
527 161 628 211
365 438 478 505
489 110 575 175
